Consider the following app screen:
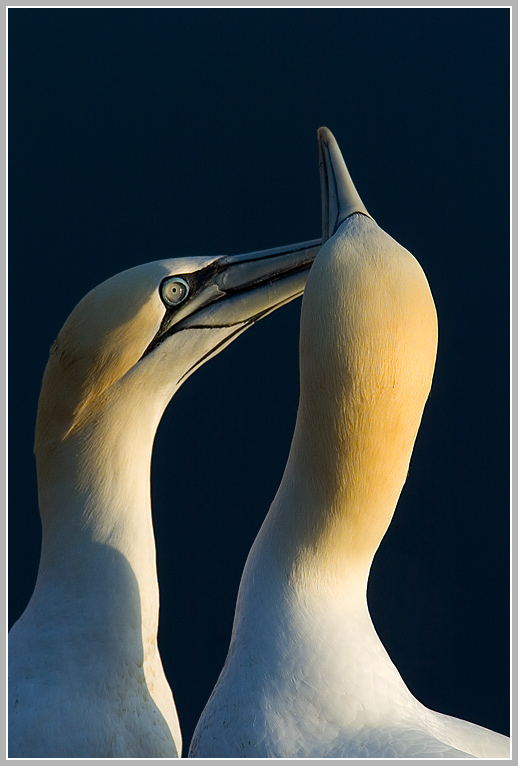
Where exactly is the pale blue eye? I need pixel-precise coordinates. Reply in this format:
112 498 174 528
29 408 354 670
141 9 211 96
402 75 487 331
161 277 190 307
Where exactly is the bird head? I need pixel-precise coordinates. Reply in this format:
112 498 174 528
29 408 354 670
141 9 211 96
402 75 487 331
291 129 438 560
35 241 319 456
306 127 437 402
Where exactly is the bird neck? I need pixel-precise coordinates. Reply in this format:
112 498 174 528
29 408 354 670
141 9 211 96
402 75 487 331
261 381 424 594
251 223 437 596
33 374 176 649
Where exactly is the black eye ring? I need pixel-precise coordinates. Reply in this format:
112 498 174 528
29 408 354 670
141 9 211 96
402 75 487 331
161 276 190 307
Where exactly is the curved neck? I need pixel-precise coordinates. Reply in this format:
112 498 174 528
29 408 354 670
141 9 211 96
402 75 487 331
261 378 425 592
33 376 176 648
251 226 437 593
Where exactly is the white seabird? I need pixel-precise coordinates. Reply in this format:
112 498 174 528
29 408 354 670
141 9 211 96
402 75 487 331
189 128 510 758
8 237 320 758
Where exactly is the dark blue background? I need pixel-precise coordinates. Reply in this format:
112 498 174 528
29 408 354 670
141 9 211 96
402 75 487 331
8 8 510 751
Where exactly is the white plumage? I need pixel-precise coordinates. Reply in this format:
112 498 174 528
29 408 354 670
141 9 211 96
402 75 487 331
189 128 510 759
8 241 319 758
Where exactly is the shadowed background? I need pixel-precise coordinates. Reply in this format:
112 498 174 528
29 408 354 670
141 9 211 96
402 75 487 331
8 8 510 750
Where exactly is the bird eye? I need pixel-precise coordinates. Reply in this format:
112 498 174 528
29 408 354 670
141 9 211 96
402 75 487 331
161 277 190 307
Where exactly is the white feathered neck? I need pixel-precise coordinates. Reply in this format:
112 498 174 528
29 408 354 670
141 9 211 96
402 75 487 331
191 215 488 758
254 214 438 589
190 186 508 761
19 266 184 757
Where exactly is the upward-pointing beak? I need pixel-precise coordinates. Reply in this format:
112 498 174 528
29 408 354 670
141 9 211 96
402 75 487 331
317 127 372 243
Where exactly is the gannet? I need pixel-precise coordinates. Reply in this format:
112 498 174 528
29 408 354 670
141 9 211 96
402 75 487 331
189 129 510 759
8 237 320 758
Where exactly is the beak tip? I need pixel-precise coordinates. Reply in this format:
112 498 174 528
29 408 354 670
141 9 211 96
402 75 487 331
317 125 332 140
317 127 371 240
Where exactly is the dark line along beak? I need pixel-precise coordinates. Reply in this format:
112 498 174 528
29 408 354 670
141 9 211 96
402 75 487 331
317 127 372 243
143 238 321 358
178 238 321 329
213 238 320 297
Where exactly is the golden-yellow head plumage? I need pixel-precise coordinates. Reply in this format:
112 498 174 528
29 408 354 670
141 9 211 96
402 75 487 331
35 261 171 452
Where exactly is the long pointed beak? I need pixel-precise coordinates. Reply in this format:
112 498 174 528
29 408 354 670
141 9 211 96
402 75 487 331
145 239 320 354
216 239 320 293
178 238 321 330
317 127 372 243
